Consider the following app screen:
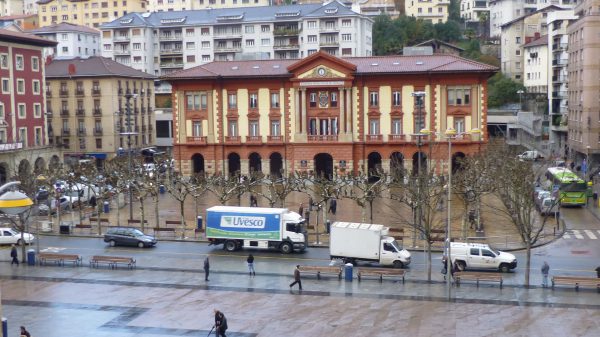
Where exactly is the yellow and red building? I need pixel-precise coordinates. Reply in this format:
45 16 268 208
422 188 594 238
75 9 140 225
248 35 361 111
163 51 497 177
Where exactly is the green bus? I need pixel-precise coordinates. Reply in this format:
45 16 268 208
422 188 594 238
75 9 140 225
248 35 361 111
545 167 587 206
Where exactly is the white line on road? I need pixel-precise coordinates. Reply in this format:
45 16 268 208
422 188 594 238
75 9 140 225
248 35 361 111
563 231 571 239
584 230 597 240
572 230 585 239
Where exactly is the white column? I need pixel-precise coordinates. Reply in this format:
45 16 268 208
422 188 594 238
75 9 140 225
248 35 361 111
339 87 345 134
301 89 307 135
295 89 301 134
346 88 352 135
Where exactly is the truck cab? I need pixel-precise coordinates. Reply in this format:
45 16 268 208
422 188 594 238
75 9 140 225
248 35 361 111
282 211 307 251
380 237 411 267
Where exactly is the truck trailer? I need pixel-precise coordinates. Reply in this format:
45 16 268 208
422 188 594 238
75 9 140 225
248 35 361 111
329 222 411 268
206 206 307 253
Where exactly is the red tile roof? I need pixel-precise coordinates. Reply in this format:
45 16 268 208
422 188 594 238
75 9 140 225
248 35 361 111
0 28 57 47
522 35 548 48
162 54 498 80
46 56 154 79
28 22 101 35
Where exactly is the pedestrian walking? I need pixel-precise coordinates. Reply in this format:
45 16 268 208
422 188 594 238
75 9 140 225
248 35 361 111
249 194 258 207
328 198 337 215
203 256 210 281
441 255 448 280
308 196 314 211
247 254 255 276
289 265 302 290
213 309 228 337
10 244 18 265
20 326 31 337
298 203 304 217
304 209 310 226
541 261 550 287
595 265 600 278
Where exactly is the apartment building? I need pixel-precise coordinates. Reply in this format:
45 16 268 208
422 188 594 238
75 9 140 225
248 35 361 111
0 29 58 184
37 0 149 28
522 35 548 94
146 0 270 12
489 0 573 39
567 0 600 167
0 0 23 16
405 0 450 24
45 56 155 165
0 14 39 30
547 9 576 158
500 5 564 81
28 22 101 59
460 0 489 23
100 1 373 78
162 51 496 176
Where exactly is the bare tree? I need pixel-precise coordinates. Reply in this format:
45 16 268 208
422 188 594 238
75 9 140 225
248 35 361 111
487 145 551 286
387 169 447 281
205 173 246 206
341 171 386 223
165 171 198 237
253 172 303 208
303 172 348 241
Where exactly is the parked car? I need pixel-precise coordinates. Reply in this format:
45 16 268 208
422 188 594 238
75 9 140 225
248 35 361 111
539 197 559 216
35 187 50 202
518 151 544 161
104 227 157 248
535 191 552 209
0 228 35 245
38 197 71 215
448 242 517 273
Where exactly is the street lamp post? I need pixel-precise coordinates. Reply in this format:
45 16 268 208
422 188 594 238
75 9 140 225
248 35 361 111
411 91 426 249
445 128 457 301
121 93 138 221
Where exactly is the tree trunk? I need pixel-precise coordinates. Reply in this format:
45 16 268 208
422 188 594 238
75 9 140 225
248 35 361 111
426 239 432 281
139 197 145 232
155 193 160 230
180 200 186 239
116 193 122 227
96 197 102 235
20 214 26 263
525 241 532 287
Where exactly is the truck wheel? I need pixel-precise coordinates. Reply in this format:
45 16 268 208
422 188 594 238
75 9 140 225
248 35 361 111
280 242 293 254
224 240 237 252
457 261 466 271
499 263 510 273
392 260 404 269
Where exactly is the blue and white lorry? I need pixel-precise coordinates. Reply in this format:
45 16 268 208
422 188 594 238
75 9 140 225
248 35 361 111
206 206 307 253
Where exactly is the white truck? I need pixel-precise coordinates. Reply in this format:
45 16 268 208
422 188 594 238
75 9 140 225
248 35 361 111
517 150 544 161
329 222 411 268
206 206 307 253
449 242 517 273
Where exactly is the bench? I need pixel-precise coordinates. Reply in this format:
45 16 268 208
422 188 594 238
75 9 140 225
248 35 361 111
454 272 503 288
75 224 92 229
356 267 406 283
298 265 342 280
38 252 82 266
89 217 110 225
388 228 404 239
551 276 600 291
128 219 148 226
90 255 136 269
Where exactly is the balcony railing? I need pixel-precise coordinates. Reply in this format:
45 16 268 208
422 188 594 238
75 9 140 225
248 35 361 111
319 41 339 47
159 34 183 41
60 108 69 116
552 59 568 66
160 62 184 68
92 88 101 96
187 136 207 144
59 89 69 97
225 136 241 143
388 134 406 142
246 135 262 143
214 46 242 53
319 26 339 32
114 35 129 41
273 28 301 36
93 108 102 115
160 48 183 55
267 135 283 143
76 108 85 116
75 89 85 96
273 44 300 50
308 135 338 142
77 128 86 136
61 128 70 136
366 134 383 142
118 88 123 95
46 90 52 97
94 128 103 136
0 142 23 152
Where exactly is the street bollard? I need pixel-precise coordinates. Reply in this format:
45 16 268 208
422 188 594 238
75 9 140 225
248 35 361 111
344 263 353 282
103 201 110 213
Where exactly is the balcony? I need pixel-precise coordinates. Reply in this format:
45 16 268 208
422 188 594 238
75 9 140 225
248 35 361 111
308 135 338 142
134 107 140 114
59 89 69 97
552 43 568 51
214 46 242 53
92 88 101 96
225 136 241 144
113 49 131 55
61 128 70 136
159 34 183 41
319 26 339 33
552 90 567 99
319 41 339 47
213 31 243 39
365 134 383 143
273 28 301 36
273 43 300 50
388 134 406 142
141 107 146 114
246 135 262 144
552 75 567 83
187 136 207 144
94 127 103 136
0 142 24 153
552 59 568 66
267 135 283 143
114 35 129 41
46 90 52 97
160 48 183 55
160 62 184 68
118 88 123 95
141 125 146 132
60 108 69 116
148 124 153 132
76 108 85 116
77 128 86 136
93 108 102 116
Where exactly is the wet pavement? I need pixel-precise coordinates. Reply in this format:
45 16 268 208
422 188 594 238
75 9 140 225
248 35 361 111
1 240 600 337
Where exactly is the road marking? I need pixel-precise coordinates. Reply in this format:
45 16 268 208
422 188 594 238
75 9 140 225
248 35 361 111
572 230 585 239
563 231 571 239
584 230 597 240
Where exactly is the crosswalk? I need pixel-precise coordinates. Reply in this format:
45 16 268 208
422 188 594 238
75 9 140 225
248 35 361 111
563 229 600 240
